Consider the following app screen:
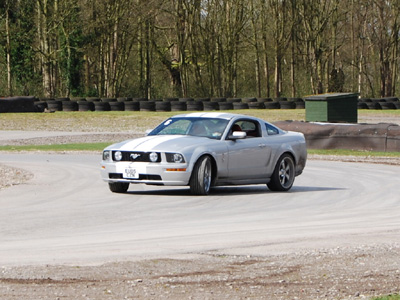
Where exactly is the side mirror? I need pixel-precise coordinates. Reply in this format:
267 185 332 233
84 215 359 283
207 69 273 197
228 131 246 140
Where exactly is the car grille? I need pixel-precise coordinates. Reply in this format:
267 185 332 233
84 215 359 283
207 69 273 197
112 151 161 162
109 173 162 180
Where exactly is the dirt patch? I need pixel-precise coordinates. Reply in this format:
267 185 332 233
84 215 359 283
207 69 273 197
0 244 399 300
0 163 33 190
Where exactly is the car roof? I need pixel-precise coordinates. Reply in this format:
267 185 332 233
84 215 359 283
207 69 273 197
171 112 253 120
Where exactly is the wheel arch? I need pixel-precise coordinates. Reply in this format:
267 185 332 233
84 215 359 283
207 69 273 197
189 153 218 186
278 147 306 177
281 150 296 164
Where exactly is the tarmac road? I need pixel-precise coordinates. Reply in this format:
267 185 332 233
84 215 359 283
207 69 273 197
0 153 399 267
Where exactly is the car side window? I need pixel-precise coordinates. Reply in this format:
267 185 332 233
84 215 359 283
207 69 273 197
265 123 279 135
232 120 261 138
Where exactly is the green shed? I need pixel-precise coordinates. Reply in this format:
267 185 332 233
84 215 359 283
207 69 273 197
305 92 359 123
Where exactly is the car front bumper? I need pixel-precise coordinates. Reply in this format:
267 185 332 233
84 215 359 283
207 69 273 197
100 161 191 186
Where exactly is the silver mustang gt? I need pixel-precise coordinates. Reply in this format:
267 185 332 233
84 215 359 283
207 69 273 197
101 112 307 195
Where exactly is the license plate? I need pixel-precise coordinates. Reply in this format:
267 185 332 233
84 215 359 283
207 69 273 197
123 167 139 179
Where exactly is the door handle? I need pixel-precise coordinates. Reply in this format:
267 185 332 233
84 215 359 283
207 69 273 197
258 144 266 148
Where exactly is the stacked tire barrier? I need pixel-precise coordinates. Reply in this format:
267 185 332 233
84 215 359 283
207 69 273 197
0 96 36 112
28 96 306 112
358 97 400 110
274 120 400 152
2 96 400 113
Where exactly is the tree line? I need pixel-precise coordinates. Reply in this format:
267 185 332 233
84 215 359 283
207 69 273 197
1 0 400 99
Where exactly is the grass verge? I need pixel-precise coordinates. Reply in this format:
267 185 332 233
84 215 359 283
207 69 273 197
308 149 400 157
1 143 400 157
0 143 108 152
372 295 400 300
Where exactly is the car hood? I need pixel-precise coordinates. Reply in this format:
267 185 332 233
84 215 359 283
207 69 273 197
106 135 215 152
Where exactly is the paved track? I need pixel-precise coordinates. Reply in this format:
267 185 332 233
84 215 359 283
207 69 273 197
0 153 399 266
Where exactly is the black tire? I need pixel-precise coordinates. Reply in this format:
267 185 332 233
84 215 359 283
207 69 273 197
233 102 249 110
78 101 95 111
94 101 111 111
171 101 187 111
203 101 219 111
109 101 125 111
264 101 280 109
140 101 156 111
47 100 62 111
190 156 212 195
211 97 226 102
34 101 47 112
242 97 257 103
380 102 396 110
279 101 296 109
101 98 117 102
86 98 100 102
366 102 381 110
218 102 234 110
267 154 295 192
109 182 129 193
248 102 264 109
124 101 140 111
179 98 194 102
257 98 272 103
357 102 368 109
295 101 305 109
187 101 203 111
156 101 171 111
62 101 79 111
227 98 242 103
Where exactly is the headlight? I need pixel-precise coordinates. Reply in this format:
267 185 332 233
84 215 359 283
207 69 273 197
149 152 158 162
166 153 185 163
114 151 123 161
103 150 111 161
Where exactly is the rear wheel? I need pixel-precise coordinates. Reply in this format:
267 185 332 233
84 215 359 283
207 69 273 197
109 182 129 193
267 154 295 192
190 156 212 195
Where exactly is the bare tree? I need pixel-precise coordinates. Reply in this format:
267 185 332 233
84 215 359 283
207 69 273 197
4 0 12 95
366 0 400 97
298 0 337 94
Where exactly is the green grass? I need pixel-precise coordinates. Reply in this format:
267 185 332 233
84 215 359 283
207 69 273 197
0 143 109 152
308 149 400 157
372 295 400 300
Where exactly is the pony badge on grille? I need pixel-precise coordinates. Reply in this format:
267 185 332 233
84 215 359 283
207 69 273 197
130 153 141 160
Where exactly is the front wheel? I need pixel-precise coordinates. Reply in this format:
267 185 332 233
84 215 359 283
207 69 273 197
267 154 295 192
109 182 129 193
190 156 212 195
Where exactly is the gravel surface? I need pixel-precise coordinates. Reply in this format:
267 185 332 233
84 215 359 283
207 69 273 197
1 125 399 299
0 244 399 300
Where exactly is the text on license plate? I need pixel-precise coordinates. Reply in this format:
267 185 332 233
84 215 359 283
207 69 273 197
124 168 139 179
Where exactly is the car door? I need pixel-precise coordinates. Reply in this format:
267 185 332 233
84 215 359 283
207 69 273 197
225 119 272 180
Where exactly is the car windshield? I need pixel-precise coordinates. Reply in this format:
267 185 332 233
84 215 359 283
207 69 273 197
148 117 230 139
